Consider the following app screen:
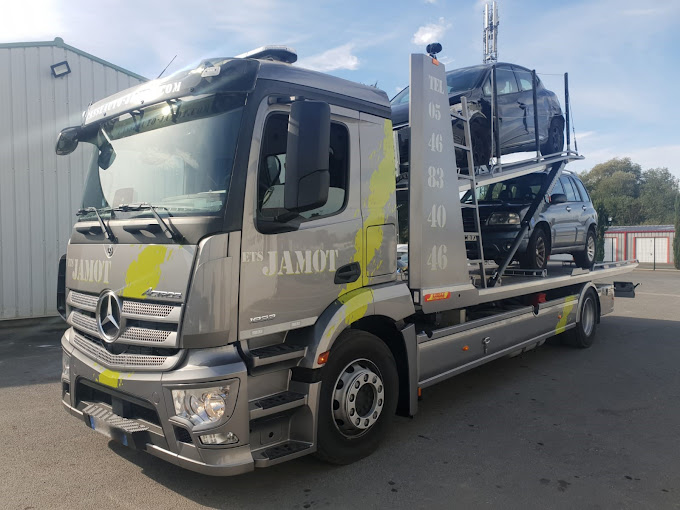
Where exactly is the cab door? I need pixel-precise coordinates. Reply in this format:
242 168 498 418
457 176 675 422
238 99 362 341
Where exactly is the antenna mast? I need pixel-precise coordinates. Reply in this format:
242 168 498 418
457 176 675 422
483 1 499 63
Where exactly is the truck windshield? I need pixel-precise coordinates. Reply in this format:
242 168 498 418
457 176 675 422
79 93 245 219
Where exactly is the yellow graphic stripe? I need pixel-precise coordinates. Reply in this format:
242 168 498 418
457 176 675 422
555 295 577 335
122 245 171 299
363 119 396 279
320 120 395 359
322 288 374 345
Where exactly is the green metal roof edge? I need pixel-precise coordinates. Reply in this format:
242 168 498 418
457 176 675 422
0 37 148 82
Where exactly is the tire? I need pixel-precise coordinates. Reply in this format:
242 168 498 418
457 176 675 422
541 117 564 155
573 229 596 269
456 121 491 172
564 288 598 348
470 121 491 168
520 227 549 270
315 330 398 465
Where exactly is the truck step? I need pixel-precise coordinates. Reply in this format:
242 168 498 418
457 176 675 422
249 391 306 420
253 440 313 467
248 344 307 368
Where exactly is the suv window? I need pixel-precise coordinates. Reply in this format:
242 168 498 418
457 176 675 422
559 176 578 202
551 178 565 196
257 112 349 221
495 67 518 95
513 67 534 92
573 178 590 202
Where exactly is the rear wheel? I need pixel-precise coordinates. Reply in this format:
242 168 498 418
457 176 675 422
315 330 398 465
541 117 564 155
564 288 598 348
520 227 549 270
573 229 596 269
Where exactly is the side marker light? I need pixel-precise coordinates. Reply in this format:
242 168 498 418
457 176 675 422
317 351 330 365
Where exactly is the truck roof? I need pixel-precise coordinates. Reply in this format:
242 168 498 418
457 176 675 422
82 57 390 126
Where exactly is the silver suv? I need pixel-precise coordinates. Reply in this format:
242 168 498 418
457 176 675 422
460 171 598 269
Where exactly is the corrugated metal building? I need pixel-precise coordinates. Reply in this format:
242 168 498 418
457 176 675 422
603 225 676 264
0 37 146 320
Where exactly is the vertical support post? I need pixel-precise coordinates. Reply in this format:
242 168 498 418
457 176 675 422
564 72 570 152
654 238 656 270
532 70 540 159
492 65 501 170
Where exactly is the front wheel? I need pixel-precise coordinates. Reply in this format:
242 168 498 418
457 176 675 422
315 330 398 465
520 228 549 270
573 229 596 269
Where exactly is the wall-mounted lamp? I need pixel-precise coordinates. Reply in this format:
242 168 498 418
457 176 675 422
51 60 71 78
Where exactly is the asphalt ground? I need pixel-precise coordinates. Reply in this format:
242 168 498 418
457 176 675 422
1 268 679 509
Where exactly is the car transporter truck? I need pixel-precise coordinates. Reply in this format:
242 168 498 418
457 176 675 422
56 46 637 475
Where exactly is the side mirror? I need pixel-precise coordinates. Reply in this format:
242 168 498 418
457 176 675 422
55 126 81 155
550 193 567 205
98 142 116 170
284 101 331 213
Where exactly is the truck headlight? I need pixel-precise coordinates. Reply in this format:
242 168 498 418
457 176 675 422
172 383 237 426
62 351 70 382
488 212 520 225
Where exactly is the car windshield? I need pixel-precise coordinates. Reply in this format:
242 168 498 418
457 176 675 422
390 67 486 105
79 93 245 220
462 173 547 203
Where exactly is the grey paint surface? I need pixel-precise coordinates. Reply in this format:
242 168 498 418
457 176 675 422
407 54 475 311
0 41 145 320
2 269 680 509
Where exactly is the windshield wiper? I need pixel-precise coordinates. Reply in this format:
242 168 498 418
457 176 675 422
114 203 179 241
76 207 116 242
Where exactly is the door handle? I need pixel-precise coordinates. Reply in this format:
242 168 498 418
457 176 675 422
334 262 361 284
582 205 587 211
566 206 571 212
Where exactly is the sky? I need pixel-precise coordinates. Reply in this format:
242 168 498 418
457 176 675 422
3 0 679 178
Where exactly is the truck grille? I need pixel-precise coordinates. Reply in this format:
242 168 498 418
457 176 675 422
67 289 183 370
73 331 182 371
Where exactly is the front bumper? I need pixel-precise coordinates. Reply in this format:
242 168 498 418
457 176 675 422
467 229 529 260
61 329 254 476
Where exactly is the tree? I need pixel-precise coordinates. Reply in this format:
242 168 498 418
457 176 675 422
674 195 680 270
580 158 643 225
639 168 680 225
580 158 678 226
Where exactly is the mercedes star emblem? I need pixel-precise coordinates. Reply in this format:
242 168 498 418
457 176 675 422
96 290 124 343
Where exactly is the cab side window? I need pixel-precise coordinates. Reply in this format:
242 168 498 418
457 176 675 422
257 112 349 221
559 176 578 202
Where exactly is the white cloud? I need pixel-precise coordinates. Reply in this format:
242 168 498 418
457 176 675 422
412 18 450 46
297 44 360 72
424 0 437 4
1 0 63 41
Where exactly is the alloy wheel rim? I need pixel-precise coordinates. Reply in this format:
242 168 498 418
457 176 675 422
332 359 385 438
535 236 546 267
582 296 595 336
587 235 595 261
